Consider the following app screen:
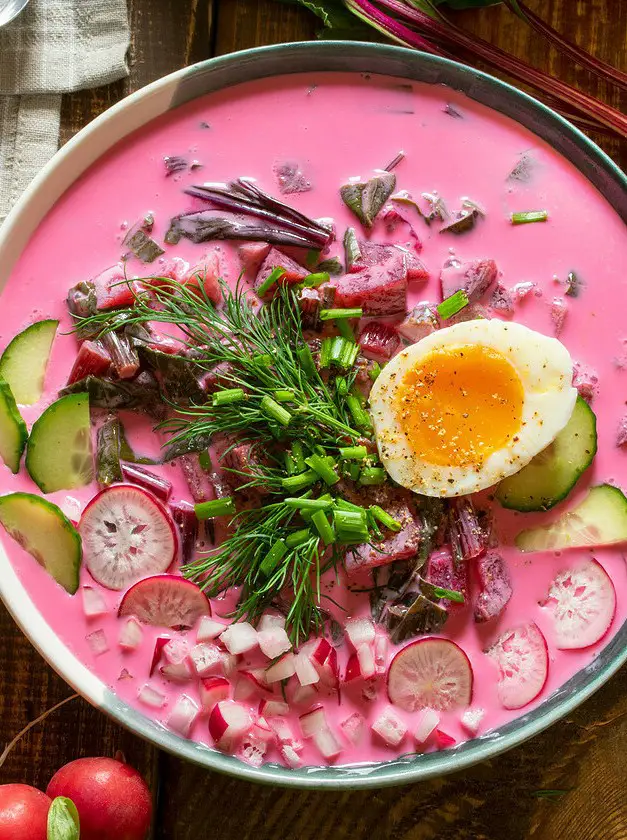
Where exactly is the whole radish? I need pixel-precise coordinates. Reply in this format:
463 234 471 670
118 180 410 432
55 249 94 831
0 784 51 840
47 757 151 840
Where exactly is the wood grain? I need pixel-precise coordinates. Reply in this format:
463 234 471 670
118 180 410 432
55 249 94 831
0 2 625 839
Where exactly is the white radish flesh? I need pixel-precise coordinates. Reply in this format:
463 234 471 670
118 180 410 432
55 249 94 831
138 684 166 708
118 617 143 651
190 643 224 677
294 651 320 686
168 695 200 737
299 706 327 739
259 698 291 717
82 586 107 618
220 622 259 654
258 627 292 659
119 575 210 629
199 676 230 711
345 617 375 649
265 652 296 683
372 708 407 747
414 708 440 743
209 701 253 750
487 622 549 710
461 707 485 734
340 712 366 745
196 616 226 642
357 644 376 679
85 629 109 656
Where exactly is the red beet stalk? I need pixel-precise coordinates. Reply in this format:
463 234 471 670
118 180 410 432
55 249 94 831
170 500 199 564
120 463 173 502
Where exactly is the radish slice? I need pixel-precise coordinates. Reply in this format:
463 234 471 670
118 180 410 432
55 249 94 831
387 638 473 712
82 586 107 618
300 706 341 759
541 559 616 649
233 671 268 701
299 705 327 738
199 676 230 711
372 708 407 747
119 617 143 651
138 684 166 708
80 485 177 590
414 708 440 743
209 701 253 750
435 729 456 749
119 574 210 629
168 694 200 737
486 622 549 710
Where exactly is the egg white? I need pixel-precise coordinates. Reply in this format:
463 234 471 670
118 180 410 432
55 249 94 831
370 319 577 497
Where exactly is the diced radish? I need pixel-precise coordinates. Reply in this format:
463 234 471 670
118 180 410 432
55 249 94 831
374 633 388 676
308 638 339 688
268 717 300 748
233 671 269 702
221 653 238 678
440 258 497 302
300 707 342 759
294 650 320 686
209 701 253 751
258 612 286 632
387 638 473 712
118 668 133 681
340 712 365 745
344 652 362 683
237 732 269 768
357 644 376 679
189 643 224 677
259 698 291 717
289 681 318 707
299 705 327 739
67 340 111 385
362 679 379 702
258 626 292 659
461 707 485 734
86 629 109 656
345 617 376 649
309 637 332 665
372 707 407 747
220 622 258 655
313 727 342 760
160 660 193 682
255 247 308 297
199 676 230 711
473 550 512 623
163 637 190 664
280 744 303 768
540 559 616 649
168 695 199 737
91 263 137 309
82 586 107 618
398 302 437 343
414 708 440 743
238 242 271 275
119 575 211 629
80 485 177 590
149 636 170 676
196 616 226 642
118 617 143 651
435 729 456 749
265 652 296 683
486 622 549 710
120 464 173 503
138 684 166 708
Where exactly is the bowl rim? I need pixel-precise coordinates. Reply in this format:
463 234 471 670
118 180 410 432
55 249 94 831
0 40 625 790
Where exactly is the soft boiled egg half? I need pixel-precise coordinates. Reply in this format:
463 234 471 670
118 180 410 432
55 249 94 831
370 319 577 497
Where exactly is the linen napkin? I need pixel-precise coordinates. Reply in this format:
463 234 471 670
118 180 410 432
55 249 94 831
0 0 130 223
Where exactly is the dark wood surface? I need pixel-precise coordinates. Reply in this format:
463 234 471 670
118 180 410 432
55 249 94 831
3 1 626 837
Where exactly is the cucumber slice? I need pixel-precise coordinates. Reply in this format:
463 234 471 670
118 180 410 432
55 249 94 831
496 397 597 512
0 320 58 405
516 484 627 552
0 492 81 593
0 378 28 474
26 393 94 493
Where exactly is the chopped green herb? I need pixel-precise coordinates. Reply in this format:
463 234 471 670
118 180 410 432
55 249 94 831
257 266 286 296
335 376 349 396
359 466 387 485
213 388 245 406
511 210 548 225
431 585 465 603
437 289 469 319
339 445 368 460
305 453 340 486
335 318 355 342
195 497 236 519
198 450 212 472
368 361 382 382
285 496 333 512
334 508 370 544
369 505 402 532
281 469 319 492
273 389 295 403
346 394 372 431
320 308 363 320
291 441 306 473
311 509 336 545
259 539 288 576
260 395 292 426
302 271 330 287
286 528 313 548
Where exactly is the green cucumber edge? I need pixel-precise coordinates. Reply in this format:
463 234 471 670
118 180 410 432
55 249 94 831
0 377 28 474
0 319 59 404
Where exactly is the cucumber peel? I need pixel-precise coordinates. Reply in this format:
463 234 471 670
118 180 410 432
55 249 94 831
516 484 627 553
0 320 58 405
0 492 81 593
26 393 94 493
496 397 597 512
0 377 28 473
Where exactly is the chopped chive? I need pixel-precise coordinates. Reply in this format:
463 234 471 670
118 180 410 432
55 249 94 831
198 450 212 472
320 308 363 321
313 444 327 457
252 353 273 367
346 462 361 481
335 376 349 396
284 451 297 475
330 336 348 366
302 272 330 288
273 389 295 403
285 497 333 511
335 498 365 514
257 266 286 296
311 509 336 545
195 497 236 519
260 395 291 426
350 384 367 407
341 341 360 370
339 445 368 460
343 227 362 271
511 210 548 225
367 509 383 540
368 362 382 382
437 289 469 320
333 508 370 543
286 529 313 548
369 505 402 532
305 454 340 486
291 441 306 473
431 585 465 604
335 317 355 342
319 337 333 369
297 345 317 379
259 539 288 576
281 470 318 492
359 466 387 485
346 394 372 431
212 387 245 406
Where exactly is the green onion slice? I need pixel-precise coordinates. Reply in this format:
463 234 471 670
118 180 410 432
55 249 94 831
195 497 236 519
437 289 469 320
257 266 286 296
511 210 548 225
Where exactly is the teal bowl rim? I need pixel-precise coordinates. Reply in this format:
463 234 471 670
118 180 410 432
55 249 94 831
0 40 625 790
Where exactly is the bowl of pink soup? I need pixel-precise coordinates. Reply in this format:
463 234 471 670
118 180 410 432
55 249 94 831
0 42 625 788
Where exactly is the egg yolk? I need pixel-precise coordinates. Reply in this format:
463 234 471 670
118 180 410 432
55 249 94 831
396 344 524 467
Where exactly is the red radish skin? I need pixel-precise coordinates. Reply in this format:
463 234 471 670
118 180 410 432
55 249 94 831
0 785 50 840
387 638 473 712
487 622 549 710
46 758 152 840
119 575 210 629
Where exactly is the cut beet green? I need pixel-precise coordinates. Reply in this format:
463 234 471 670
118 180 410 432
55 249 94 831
0 377 28 473
26 393 93 493
0 492 81 593
496 397 597 511
0 320 58 405
516 484 627 552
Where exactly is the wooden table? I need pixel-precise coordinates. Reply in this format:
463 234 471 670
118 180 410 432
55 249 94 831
1 2 626 837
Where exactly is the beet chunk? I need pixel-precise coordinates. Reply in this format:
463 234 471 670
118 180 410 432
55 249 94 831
331 254 407 316
255 247 308 298
425 545 468 608
346 490 421 573
358 322 400 362
440 258 498 302
398 303 438 343
67 340 111 385
213 435 268 488
473 550 512 622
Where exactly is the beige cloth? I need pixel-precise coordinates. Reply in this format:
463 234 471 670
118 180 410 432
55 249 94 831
0 0 130 222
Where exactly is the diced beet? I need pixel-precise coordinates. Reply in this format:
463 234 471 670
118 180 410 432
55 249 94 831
448 497 486 562
92 264 138 310
439 258 498 302
179 454 216 503
255 247 308 298
297 287 322 330
352 356 379 400
572 361 599 403
153 255 190 284
214 435 268 489
425 545 468 608
170 500 198 565
398 303 438 344
448 302 489 325
473 550 512 623
332 255 407 316
616 416 627 448
238 242 272 275
347 241 396 274
346 491 421 573
358 322 400 362
404 251 429 282
102 331 140 379
188 249 224 304
121 463 173 502
67 340 111 385
490 284 515 317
